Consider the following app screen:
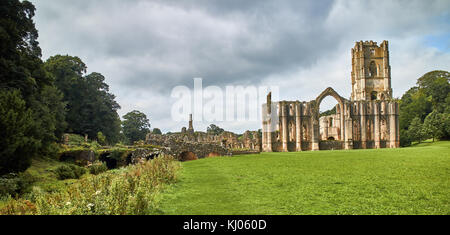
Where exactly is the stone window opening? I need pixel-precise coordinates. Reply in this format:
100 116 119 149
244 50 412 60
369 61 377 77
371 91 378 101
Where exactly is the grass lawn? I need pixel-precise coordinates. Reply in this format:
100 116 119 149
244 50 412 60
157 141 450 215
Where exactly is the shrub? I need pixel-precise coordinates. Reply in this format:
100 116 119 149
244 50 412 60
0 172 36 197
89 161 108 175
55 165 87 180
0 155 181 215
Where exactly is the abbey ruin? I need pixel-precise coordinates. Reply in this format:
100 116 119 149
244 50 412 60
262 40 400 152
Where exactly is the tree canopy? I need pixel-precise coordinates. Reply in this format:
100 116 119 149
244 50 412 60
122 110 151 144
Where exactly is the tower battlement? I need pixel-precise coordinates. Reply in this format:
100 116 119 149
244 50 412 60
351 40 392 101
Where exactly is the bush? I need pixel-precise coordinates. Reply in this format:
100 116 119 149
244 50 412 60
400 129 412 147
0 172 37 197
0 155 180 215
89 161 108 175
0 89 41 175
55 165 87 180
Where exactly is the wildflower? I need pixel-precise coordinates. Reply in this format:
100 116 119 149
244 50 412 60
65 201 71 206
87 203 94 209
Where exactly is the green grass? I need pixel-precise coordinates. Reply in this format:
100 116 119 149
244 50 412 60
157 141 450 215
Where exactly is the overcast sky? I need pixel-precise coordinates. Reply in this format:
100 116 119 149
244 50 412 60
31 0 450 134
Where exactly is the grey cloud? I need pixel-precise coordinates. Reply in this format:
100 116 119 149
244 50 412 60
31 0 450 133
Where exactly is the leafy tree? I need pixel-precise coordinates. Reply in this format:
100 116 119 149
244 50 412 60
207 124 224 135
320 106 337 117
44 56 122 144
423 111 445 142
417 70 450 112
0 0 67 174
399 87 432 130
97 132 106 146
122 111 151 144
152 128 162 135
408 117 426 143
0 90 40 175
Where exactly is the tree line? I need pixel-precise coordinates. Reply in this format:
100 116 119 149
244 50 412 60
399 70 450 146
0 0 152 175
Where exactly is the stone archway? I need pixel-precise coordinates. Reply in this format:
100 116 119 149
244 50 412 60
313 87 347 150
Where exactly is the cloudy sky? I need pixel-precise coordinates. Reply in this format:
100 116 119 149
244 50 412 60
31 0 450 133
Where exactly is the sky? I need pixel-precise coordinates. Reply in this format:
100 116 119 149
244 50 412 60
31 0 450 134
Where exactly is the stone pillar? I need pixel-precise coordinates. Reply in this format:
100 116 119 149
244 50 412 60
389 102 399 148
360 102 367 149
374 102 381 149
295 102 302 151
322 118 328 141
344 103 353 150
281 102 288 152
311 103 320 151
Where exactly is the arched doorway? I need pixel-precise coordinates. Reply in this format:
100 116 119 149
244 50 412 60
314 87 346 150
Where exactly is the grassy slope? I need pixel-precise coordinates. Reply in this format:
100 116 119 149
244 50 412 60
157 141 450 215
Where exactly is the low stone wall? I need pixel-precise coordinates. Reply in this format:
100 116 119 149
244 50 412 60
231 150 261 156
319 140 344 150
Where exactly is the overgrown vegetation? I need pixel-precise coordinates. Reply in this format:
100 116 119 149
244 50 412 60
55 165 86 180
0 155 180 215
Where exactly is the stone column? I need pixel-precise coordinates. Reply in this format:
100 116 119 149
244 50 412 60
360 102 367 149
344 103 353 150
389 102 398 148
295 102 302 151
311 103 320 151
281 102 288 152
374 102 381 149
261 106 267 151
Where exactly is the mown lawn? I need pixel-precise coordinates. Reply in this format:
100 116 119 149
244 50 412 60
157 141 450 215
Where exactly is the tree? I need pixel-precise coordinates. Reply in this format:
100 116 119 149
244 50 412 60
408 117 426 143
417 70 450 112
122 111 151 144
423 111 445 142
152 128 162 135
44 56 122 144
0 90 40 175
0 0 67 174
207 124 225 135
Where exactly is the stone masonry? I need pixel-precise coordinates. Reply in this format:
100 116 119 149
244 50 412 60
262 40 400 152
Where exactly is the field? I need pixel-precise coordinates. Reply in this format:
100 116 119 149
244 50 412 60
157 141 450 215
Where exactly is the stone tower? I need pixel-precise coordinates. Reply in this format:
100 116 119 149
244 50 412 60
351 40 392 101
188 114 194 133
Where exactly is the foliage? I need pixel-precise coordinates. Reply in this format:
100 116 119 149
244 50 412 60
0 172 37 197
89 161 108 175
0 0 66 174
207 124 224 135
0 90 40 175
423 111 446 141
416 70 450 112
44 56 122 144
122 110 151 144
399 129 412 147
55 165 86 180
152 128 162 135
97 132 106 146
0 155 180 215
320 106 337 117
399 70 450 140
408 117 426 143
